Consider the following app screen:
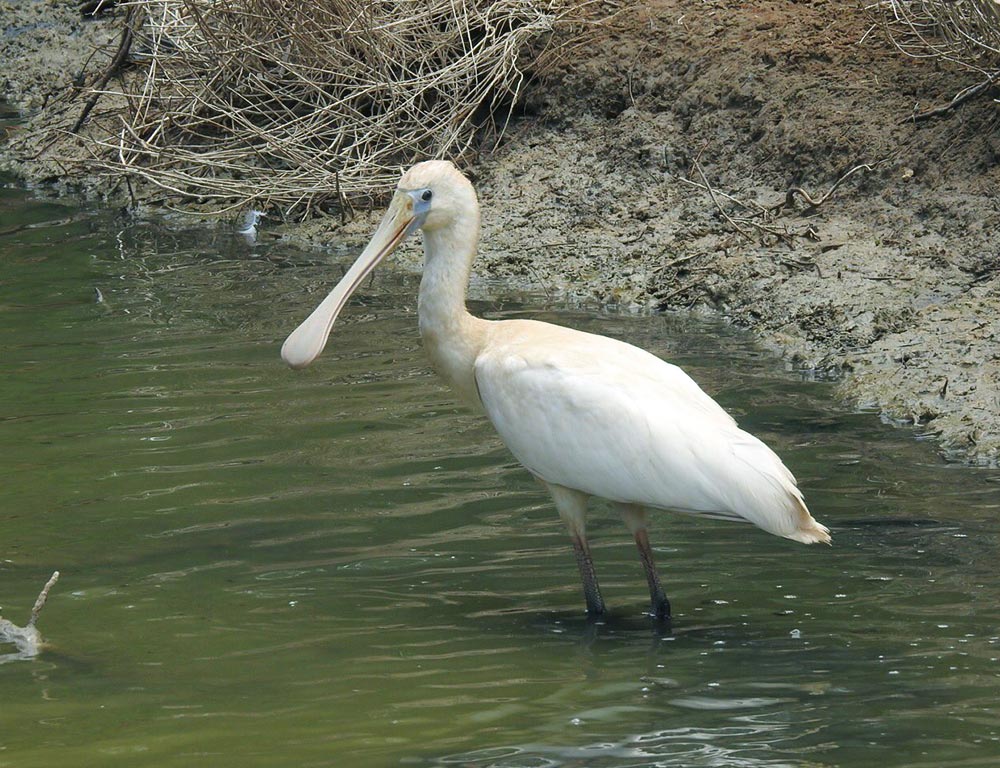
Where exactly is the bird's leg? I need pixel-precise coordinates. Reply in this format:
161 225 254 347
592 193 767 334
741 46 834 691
618 504 671 621
545 482 605 616
635 527 671 621
571 533 605 617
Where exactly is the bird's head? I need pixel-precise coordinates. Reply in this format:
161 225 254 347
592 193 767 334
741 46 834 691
396 160 477 234
280 160 475 370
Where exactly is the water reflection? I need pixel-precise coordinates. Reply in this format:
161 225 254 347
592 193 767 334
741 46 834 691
1 180 999 767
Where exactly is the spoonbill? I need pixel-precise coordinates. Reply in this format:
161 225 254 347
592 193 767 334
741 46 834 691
282 160 830 620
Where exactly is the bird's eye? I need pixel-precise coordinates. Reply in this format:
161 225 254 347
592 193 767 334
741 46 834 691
421 190 433 202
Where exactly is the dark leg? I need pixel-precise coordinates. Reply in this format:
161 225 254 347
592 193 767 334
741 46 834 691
634 526 671 620
571 532 606 616
544 481 606 617
618 503 671 620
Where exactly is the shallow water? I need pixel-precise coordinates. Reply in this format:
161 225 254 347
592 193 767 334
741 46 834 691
1 178 999 767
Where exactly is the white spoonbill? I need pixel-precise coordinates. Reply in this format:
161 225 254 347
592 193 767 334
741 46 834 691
282 160 830 620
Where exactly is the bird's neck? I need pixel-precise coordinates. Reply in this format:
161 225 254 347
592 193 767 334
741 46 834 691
418 217 489 408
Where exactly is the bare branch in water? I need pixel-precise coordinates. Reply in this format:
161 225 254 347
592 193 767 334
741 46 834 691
0 571 61 662
29 571 61 629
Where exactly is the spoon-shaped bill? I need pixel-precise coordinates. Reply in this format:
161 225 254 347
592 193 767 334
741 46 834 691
281 194 420 369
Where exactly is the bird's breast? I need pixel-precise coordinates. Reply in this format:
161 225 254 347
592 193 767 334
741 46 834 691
419 317 489 409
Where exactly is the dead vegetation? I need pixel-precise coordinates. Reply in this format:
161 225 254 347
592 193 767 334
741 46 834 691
78 0 591 217
0 572 60 663
878 0 1000 118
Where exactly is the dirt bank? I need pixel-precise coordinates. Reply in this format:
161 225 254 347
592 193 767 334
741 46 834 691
470 0 1000 465
0 1 115 110
2 1 999 464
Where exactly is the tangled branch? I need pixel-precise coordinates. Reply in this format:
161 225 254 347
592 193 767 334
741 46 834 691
879 0 1000 69
877 0 1000 114
89 0 590 217
0 571 60 663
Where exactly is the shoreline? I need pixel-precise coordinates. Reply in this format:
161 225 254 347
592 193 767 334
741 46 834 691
3 1 998 465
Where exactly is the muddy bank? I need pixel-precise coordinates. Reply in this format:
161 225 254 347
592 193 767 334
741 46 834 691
2 1 999 464
0 1 115 110
478 1 1000 464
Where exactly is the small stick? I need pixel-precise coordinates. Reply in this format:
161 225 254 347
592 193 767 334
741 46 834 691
686 162 809 243
654 251 706 273
693 161 752 237
901 74 997 124
28 572 60 629
655 280 699 305
524 262 554 303
673 175 765 215
71 7 137 134
771 163 876 213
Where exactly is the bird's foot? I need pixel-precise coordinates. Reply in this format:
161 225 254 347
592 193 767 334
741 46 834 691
584 595 607 618
649 594 671 623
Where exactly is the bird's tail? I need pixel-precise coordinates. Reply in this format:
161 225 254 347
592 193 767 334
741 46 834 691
785 495 831 545
728 434 831 545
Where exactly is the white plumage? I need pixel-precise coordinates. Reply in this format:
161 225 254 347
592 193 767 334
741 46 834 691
282 160 830 620
475 319 823 541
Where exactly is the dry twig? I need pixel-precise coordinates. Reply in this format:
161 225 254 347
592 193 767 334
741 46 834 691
71 6 138 134
0 571 60 662
683 162 818 244
29 571 61 628
877 0 1000 114
81 0 592 217
879 0 1000 68
901 74 998 123
692 160 752 237
769 163 877 213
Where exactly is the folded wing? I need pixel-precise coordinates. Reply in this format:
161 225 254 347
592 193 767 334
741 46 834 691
474 320 829 544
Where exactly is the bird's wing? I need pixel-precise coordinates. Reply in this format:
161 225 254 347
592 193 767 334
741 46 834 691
474 321 827 543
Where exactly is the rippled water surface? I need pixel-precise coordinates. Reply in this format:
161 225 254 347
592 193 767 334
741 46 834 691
1 179 999 767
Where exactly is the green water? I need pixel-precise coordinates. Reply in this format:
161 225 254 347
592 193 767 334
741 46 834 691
1 178 999 768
